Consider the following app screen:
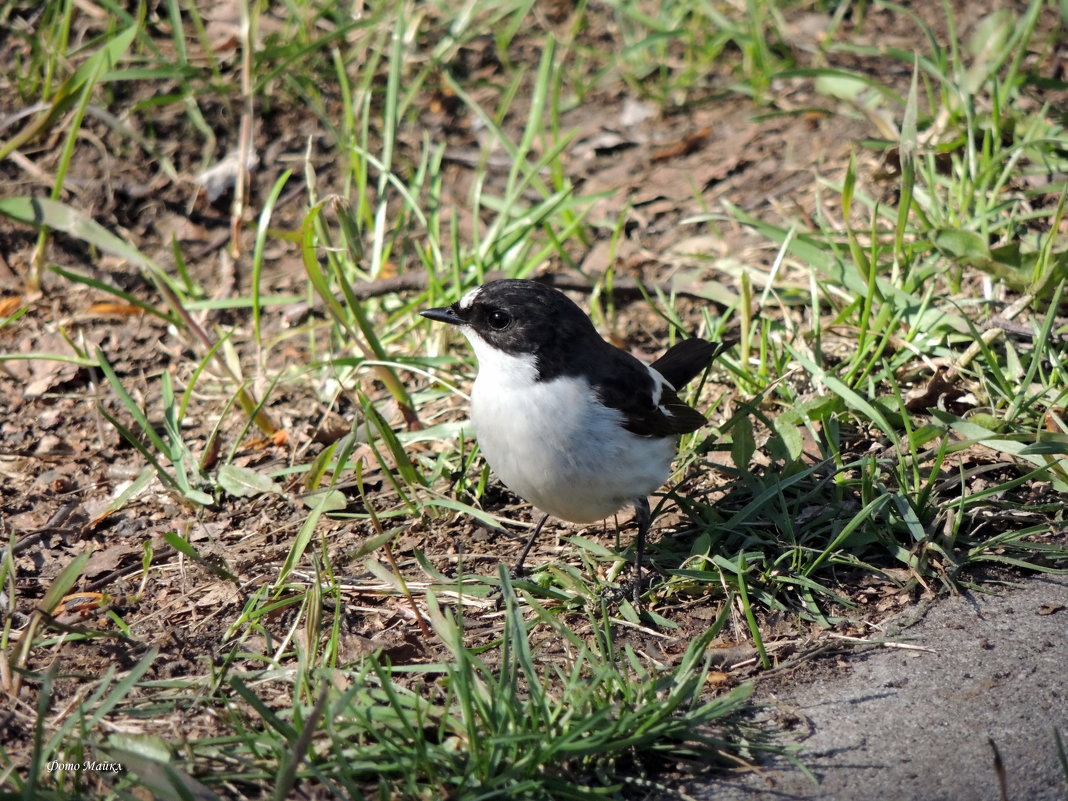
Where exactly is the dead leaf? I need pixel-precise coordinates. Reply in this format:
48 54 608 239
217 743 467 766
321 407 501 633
87 302 144 316
0 296 21 317
905 368 970 412
651 127 711 162
51 592 111 625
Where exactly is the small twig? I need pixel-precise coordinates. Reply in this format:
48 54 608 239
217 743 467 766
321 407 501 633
84 543 176 592
825 633 938 653
957 292 1033 370
0 501 78 562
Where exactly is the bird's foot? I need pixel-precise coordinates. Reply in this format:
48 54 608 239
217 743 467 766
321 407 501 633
488 563 534 609
601 568 657 606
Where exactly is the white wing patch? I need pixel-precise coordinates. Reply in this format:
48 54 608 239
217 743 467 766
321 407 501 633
648 365 676 417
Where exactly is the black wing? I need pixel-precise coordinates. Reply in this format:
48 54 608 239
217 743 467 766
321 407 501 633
590 342 709 438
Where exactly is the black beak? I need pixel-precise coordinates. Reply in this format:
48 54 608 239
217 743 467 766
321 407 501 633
421 305 463 326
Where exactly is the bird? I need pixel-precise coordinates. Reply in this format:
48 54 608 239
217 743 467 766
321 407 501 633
421 278 715 595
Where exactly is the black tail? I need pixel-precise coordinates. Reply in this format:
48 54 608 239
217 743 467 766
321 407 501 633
650 338 719 388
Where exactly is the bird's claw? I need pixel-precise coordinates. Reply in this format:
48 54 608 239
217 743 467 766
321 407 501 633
601 568 656 606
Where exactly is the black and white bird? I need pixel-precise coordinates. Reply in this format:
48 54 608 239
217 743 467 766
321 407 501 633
422 278 715 591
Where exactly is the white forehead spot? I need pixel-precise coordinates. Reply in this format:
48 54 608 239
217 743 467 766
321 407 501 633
458 286 482 310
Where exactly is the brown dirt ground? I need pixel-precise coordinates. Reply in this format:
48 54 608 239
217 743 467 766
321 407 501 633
1 1 1066 797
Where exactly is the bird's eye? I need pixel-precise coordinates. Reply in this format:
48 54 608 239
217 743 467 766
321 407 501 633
487 310 511 330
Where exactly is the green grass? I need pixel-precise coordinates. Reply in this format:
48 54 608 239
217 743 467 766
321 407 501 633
6 573 768 800
2 0 1067 797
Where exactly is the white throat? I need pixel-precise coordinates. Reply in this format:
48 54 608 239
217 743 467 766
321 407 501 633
460 328 539 387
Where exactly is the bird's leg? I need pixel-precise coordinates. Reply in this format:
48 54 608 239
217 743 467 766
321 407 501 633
511 512 550 577
492 513 550 609
632 496 651 602
599 497 653 605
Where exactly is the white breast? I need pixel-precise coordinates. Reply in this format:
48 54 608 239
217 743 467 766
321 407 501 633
462 332 676 523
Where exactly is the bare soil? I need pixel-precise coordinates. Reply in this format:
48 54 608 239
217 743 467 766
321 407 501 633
689 574 1068 801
